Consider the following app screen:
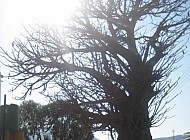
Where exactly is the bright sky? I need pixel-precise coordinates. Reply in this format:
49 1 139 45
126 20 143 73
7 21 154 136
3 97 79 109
0 0 190 139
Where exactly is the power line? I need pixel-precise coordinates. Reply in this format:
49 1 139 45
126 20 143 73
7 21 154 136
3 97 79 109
171 66 190 94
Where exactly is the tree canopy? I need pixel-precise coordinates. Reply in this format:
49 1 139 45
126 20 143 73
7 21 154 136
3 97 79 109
19 100 93 140
19 100 43 139
1 0 190 140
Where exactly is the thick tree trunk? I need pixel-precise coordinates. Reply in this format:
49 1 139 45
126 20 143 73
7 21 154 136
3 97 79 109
115 98 152 140
117 125 152 140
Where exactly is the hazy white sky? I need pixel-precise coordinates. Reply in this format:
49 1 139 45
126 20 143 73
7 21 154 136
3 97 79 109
0 0 190 139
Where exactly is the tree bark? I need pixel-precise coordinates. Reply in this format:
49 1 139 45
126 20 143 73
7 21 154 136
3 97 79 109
117 127 152 140
115 98 152 140
116 115 152 140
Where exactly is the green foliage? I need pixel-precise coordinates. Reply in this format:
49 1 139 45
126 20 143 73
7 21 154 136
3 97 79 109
19 100 42 138
19 100 93 140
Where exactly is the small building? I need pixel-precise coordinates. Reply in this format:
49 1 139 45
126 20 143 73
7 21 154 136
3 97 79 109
0 104 24 140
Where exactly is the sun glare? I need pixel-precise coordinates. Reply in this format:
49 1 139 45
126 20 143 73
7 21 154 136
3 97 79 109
4 0 80 25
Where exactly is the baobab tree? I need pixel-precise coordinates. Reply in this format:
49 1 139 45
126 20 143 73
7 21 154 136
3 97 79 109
1 0 190 140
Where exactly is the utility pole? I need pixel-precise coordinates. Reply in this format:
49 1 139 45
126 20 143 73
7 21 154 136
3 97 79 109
3 94 6 140
172 129 175 140
0 71 3 105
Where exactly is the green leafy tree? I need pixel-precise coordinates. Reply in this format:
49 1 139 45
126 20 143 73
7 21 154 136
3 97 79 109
42 100 94 140
1 0 190 140
19 100 93 140
19 100 43 139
